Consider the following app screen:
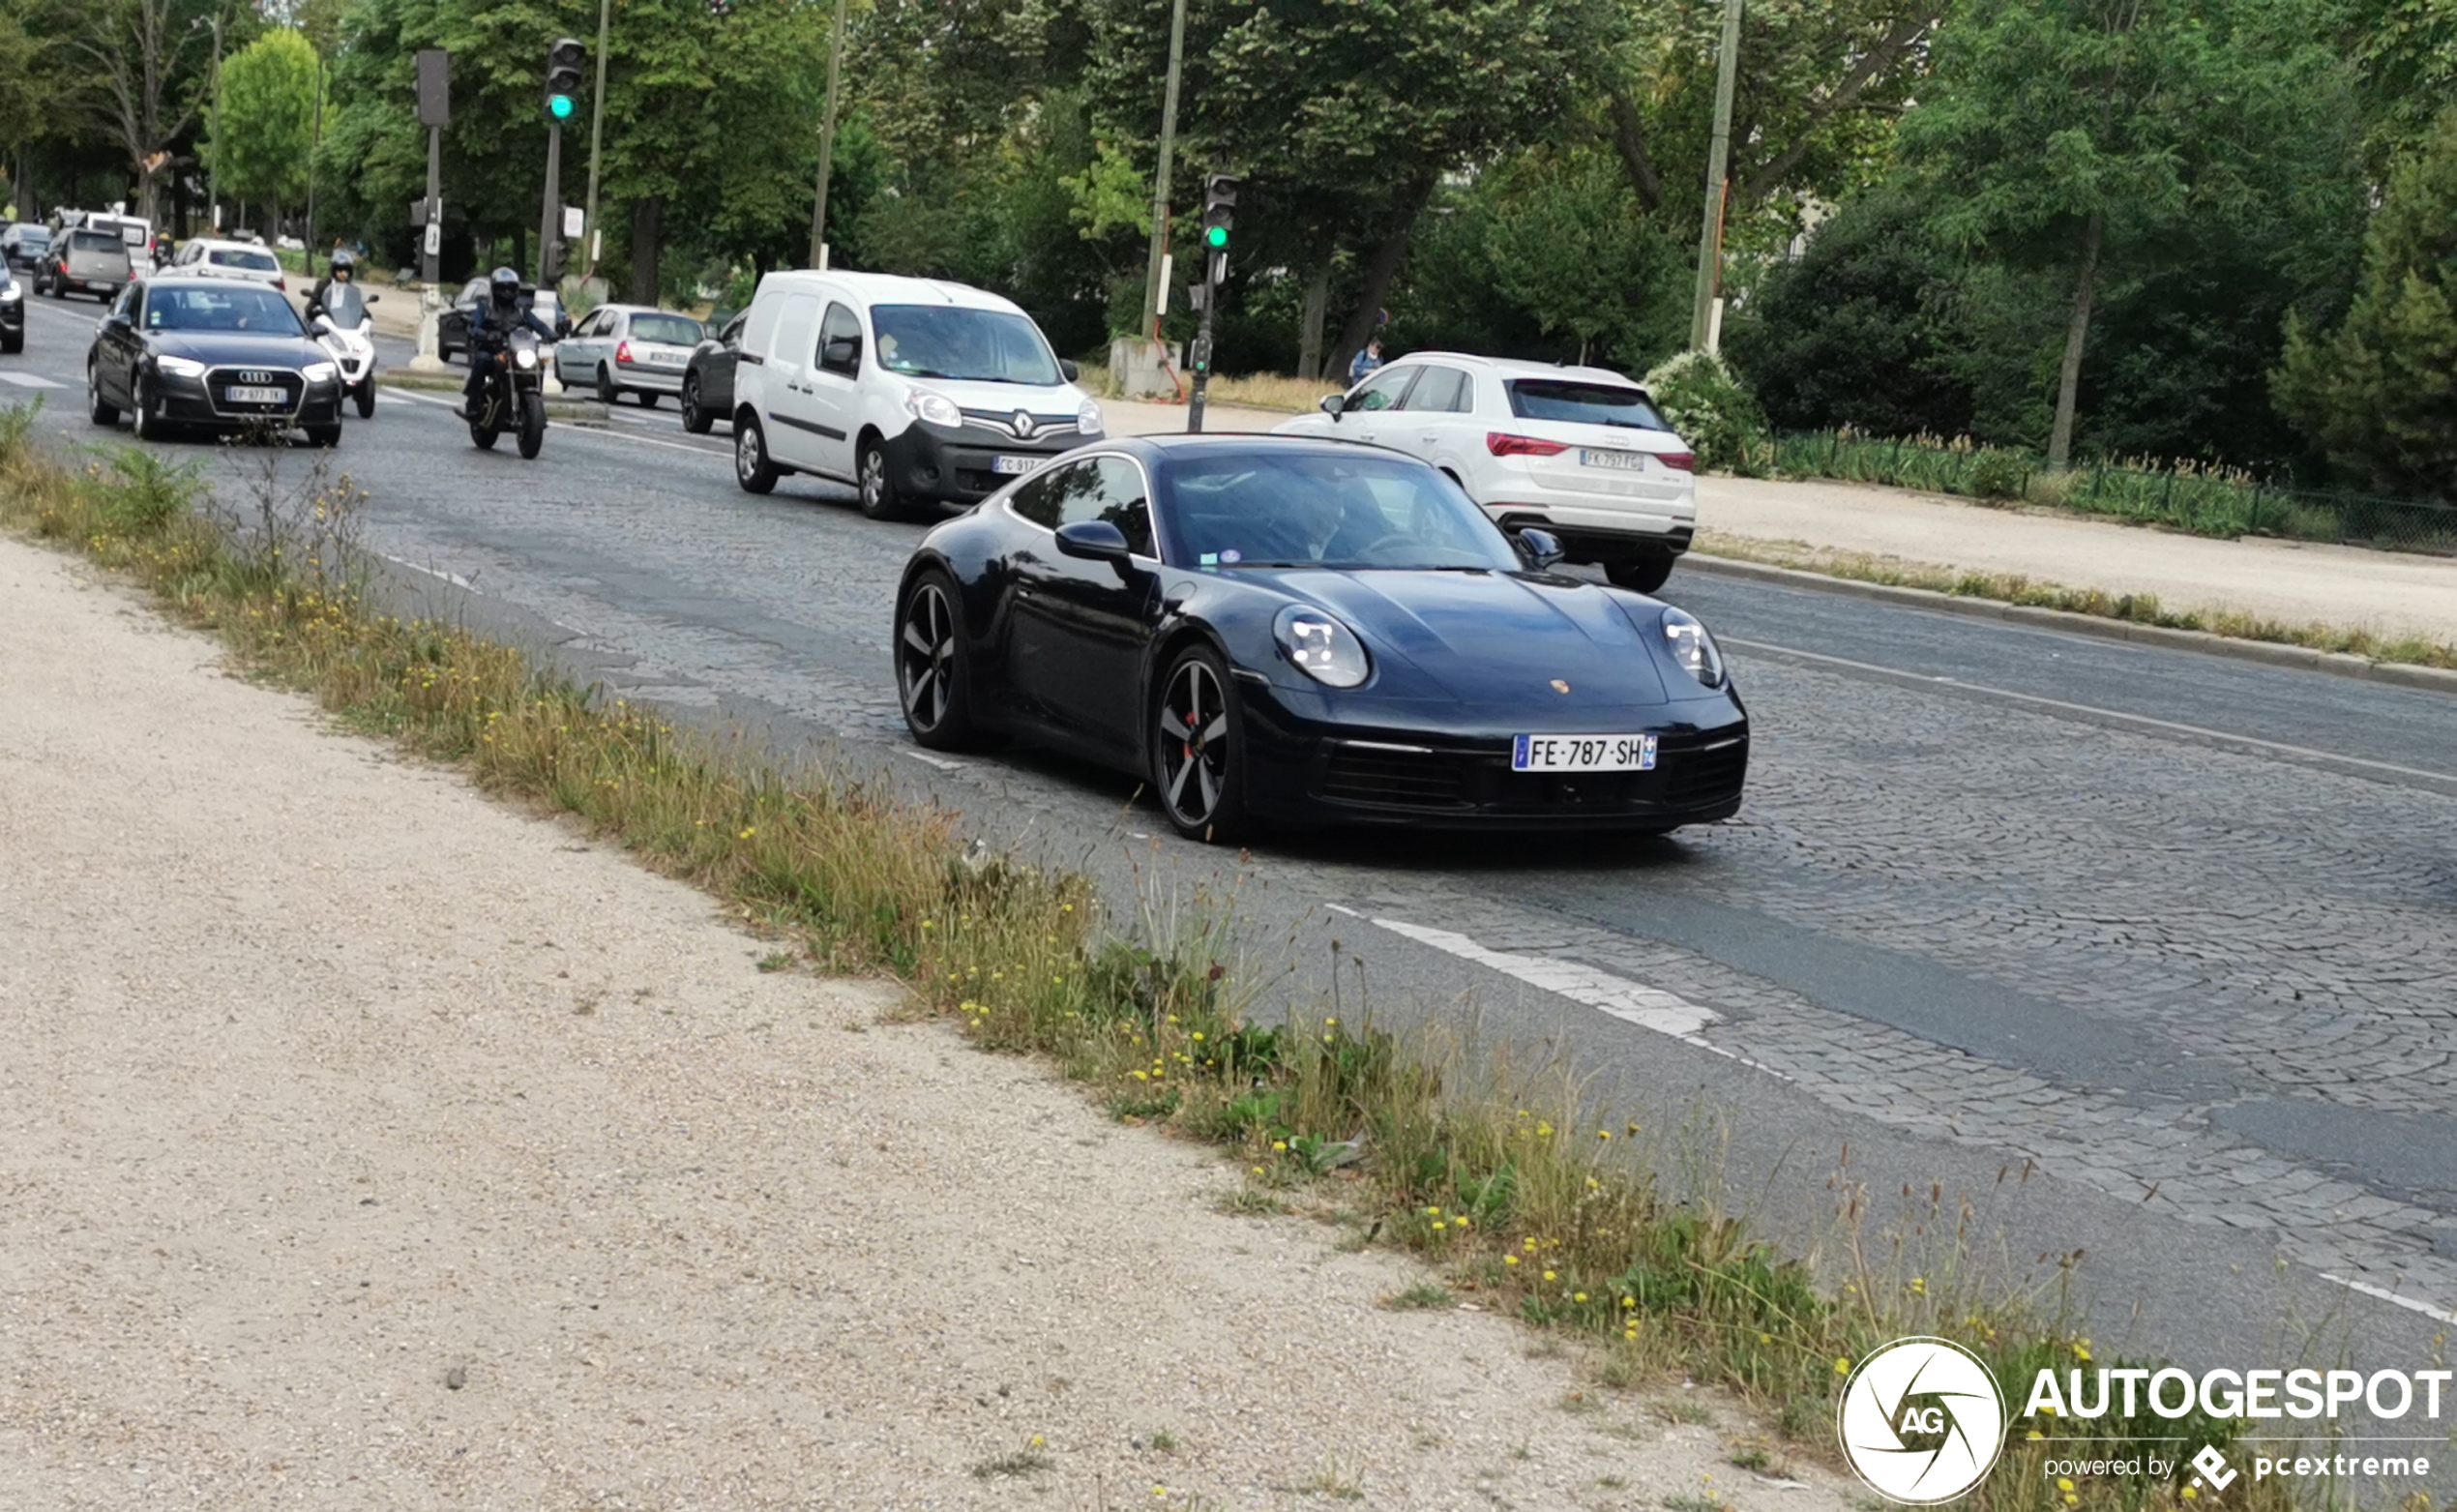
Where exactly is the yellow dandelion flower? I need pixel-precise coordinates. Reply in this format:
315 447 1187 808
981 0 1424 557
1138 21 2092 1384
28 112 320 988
2057 1479 2075 1492
1542 1269 1556 1282
1503 1255 1520 1266
1573 1292 1588 1303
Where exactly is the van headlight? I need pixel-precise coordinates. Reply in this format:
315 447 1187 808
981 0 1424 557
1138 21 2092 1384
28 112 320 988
1274 606 1371 688
514 347 538 371
155 354 206 377
1077 399 1104 435
301 360 340 384
1662 607 1727 688
904 389 963 428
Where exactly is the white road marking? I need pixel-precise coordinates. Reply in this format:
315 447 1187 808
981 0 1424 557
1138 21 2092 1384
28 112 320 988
0 371 65 388
1324 903 1359 917
2318 1272 2457 1325
901 749 964 771
1724 636 2457 786
388 385 724 459
378 553 477 591
1370 917 1723 1042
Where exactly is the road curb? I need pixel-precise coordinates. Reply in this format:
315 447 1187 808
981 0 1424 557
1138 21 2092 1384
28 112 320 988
1680 552 2457 697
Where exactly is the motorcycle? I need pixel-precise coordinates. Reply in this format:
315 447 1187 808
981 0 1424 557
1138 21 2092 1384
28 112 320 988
309 282 380 419
470 327 549 459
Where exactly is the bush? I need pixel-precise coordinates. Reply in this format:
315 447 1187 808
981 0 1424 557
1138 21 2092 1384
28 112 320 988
1966 447 2029 499
1642 351 1766 473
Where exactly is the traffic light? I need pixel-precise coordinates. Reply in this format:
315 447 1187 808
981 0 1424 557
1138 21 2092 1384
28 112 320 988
544 37 585 122
1199 173 1239 259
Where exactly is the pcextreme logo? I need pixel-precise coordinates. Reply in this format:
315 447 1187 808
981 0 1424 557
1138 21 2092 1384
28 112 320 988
1838 1337 2009 1504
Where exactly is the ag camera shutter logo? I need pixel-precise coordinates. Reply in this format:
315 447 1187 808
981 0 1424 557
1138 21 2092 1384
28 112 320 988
1839 1337 2007 1503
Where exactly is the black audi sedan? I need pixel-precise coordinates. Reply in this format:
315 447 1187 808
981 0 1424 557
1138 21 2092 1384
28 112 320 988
0 259 22 354
85 275 345 445
893 434 1749 843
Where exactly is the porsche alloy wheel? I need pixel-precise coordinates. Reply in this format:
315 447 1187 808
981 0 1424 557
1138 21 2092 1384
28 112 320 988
1153 647 1248 844
896 574 977 748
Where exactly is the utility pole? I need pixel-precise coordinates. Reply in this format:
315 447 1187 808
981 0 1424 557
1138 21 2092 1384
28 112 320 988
208 10 224 231
1139 0 1190 333
581 0 610 277
1688 0 1744 353
411 47 450 371
805 0 849 268
304 50 323 260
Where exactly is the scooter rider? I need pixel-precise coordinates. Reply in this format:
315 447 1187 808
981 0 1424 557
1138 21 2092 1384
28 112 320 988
460 267 559 421
307 248 357 319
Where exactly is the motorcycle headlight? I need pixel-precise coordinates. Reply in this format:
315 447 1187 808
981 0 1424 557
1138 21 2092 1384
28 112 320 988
301 361 340 384
903 389 963 428
514 347 539 371
1077 399 1104 435
155 354 206 378
1662 607 1727 689
1274 605 1371 689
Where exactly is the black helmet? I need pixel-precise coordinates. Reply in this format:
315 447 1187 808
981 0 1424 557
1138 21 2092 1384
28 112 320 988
488 266 521 307
329 249 355 279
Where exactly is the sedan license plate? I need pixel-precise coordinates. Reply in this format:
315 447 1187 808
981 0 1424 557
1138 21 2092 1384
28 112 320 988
1580 448 1649 471
650 352 684 367
223 385 286 405
991 454 1048 476
1511 733 1657 772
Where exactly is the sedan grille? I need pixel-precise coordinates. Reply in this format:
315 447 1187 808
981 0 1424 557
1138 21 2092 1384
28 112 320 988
205 366 304 417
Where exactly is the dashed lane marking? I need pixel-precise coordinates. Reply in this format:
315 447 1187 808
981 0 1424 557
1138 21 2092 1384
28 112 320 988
0 371 65 388
1369 917 1725 1043
2319 1273 2457 1326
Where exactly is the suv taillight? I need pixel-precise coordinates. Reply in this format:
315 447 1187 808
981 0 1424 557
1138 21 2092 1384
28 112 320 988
616 340 634 365
1486 432 1568 458
1659 452 1695 471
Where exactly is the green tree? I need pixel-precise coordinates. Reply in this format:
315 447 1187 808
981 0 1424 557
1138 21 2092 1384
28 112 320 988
1900 0 2361 467
2273 108 2457 496
1479 148 1684 368
211 28 321 229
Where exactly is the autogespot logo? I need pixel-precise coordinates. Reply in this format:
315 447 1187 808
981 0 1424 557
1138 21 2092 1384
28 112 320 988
1839 1337 2008 1503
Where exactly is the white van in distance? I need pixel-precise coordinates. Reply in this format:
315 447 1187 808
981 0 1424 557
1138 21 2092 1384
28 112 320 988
728 271 1103 519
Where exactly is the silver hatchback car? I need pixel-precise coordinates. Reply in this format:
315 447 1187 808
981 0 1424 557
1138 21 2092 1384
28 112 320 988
552 304 706 407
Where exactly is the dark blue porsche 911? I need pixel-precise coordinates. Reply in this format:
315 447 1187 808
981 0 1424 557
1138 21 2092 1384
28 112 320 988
893 433 1748 843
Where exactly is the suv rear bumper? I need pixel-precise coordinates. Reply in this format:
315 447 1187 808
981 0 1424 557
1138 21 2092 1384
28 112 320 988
1487 503 1694 563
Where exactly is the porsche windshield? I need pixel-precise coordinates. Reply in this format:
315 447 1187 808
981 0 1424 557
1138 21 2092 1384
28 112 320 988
1166 453 1523 572
870 305 1060 385
146 285 304 335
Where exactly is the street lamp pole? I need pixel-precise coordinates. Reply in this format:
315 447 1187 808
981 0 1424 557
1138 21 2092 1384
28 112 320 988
208 9 224 232
582 0 610 278
805 0 849 268
1688 0 1744 353
305 51 323 258
1138 0 1190 333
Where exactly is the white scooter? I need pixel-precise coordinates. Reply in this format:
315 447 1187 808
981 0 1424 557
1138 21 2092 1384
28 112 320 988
309 282 380 419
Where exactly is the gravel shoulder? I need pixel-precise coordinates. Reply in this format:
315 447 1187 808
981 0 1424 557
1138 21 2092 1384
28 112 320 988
0 531 1854 1510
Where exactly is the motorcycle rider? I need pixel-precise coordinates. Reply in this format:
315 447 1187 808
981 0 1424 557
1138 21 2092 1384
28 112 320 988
306 248 359 321
459 266 560 422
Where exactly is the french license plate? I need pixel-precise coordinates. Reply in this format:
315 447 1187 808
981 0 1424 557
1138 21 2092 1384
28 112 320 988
1580 448 1649 471
224 386 286 405
992 455 1048 476
650 352 684 366
1511 733 1657 772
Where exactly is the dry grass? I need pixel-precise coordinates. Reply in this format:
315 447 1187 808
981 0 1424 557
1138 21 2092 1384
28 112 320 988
0 400 2338 1512
1692 529 2457 671
1078 360 1339 415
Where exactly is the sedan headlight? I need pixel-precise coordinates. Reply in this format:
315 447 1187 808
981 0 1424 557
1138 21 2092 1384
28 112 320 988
1274 605 1371 689
1662 607 1727 689
0 282 19 303
1077 399 1104 435
155 354 206 378
301 360 340 384
904 389 963 428
513 347 538 371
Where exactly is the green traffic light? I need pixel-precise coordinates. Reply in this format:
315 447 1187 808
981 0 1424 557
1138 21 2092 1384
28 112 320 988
1204 224 1228 248
549 94 575 119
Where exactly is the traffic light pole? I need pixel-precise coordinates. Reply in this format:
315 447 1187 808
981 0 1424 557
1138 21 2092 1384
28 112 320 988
538 122 562 287
1187 271 1216 433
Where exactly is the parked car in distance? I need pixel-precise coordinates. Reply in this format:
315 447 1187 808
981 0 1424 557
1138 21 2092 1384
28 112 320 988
84 275 345 447
1274 353 1698 592
165 237 289 291
37 226 133 302
553 305 704 406
1 259 24 353
681 311 747 433
729 270 1101 519
3 223 50 270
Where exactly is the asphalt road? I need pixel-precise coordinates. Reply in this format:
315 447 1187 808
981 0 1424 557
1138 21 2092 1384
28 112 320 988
13 294 2457 1442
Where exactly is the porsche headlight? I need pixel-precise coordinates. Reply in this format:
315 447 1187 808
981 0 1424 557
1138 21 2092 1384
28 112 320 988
513 346 538 371
904 389 963 428
1662 607 1726 689
1274 605 1370 688
1077 399 1105 435
301 360 340 384
155 354 206 378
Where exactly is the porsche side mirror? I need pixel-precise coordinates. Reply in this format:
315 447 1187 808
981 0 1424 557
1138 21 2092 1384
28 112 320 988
1059 357 1080 382
1054 519 1133 565
1516 528 1565 571
1317 393 1345 418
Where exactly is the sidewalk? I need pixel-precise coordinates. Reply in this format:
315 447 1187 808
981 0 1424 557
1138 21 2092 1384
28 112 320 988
0 533 1845 1509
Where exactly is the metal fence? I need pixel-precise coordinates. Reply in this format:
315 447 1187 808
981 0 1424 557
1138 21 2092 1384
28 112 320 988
1763 430 2457 556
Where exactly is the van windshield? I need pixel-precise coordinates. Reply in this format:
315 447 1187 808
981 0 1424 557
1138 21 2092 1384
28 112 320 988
870 305 1060 386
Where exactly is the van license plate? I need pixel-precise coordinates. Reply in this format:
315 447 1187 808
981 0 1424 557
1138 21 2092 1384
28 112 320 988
992 455 1047 476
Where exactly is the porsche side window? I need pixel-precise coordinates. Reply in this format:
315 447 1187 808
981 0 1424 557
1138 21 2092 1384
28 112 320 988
1007 462 1080 529
1054 456 1154 557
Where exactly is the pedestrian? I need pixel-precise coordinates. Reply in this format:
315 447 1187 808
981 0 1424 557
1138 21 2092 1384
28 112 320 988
1347 338 1384 386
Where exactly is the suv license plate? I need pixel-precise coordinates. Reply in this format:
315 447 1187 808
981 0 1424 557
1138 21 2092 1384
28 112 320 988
1511 733 1657 772
224 386 286 405
992 455 1047 476
1580 448 1649 471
